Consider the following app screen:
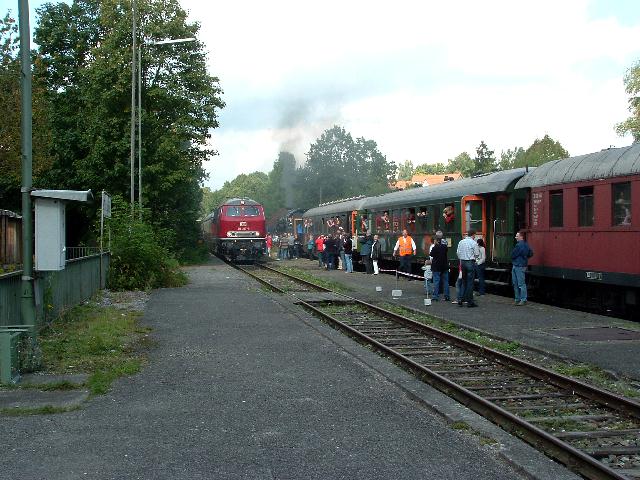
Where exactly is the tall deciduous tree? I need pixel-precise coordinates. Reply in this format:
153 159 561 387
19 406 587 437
34 0 224 254
396 160 414 180
446 152 474 177
498 147 525 170
616 60 640 142
0 12 53 210
473 140 496 174
519 135 568 167
296 125 395 208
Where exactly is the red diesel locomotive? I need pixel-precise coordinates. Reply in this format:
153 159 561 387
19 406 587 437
202 198 267 261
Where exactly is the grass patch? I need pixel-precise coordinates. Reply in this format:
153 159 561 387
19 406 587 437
38 303 149 395
271 265 354 293
0 405 80 416
451 421 471 430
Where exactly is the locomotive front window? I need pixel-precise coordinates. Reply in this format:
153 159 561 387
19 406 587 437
225 206 260 216
578 186 594 227
612 182 631 226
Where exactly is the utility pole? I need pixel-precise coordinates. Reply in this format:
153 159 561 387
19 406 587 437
18 0 36 328
130 0 137 214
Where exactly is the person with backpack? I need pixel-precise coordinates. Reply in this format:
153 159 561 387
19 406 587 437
511 230 533 306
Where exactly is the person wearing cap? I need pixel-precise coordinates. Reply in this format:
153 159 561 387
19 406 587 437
393 229 416 280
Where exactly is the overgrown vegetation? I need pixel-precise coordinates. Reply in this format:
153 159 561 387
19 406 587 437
37 302 150 395
106 197 187 290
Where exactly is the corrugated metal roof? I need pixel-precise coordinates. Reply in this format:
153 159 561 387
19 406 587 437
363 168 529 210
31 189 93 202
515 144 640 189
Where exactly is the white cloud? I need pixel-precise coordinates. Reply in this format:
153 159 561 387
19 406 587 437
182 0 640 189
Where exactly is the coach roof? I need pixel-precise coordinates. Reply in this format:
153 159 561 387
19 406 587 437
363 168 529 210
303 197 368 217
515 144 640 189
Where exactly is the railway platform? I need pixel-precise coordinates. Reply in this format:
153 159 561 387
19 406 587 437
285 257 640 382
1 256 579 479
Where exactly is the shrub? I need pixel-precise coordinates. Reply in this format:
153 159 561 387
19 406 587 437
105 197 187 290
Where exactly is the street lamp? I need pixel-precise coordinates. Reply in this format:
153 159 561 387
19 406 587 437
132 36 195 215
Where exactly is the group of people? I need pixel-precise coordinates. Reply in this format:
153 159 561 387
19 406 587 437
277 226 534 307
265 233 303 260
312 231 354 272
422 229 532 307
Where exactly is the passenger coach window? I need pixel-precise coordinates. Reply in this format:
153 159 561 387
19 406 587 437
612 182 632 226
578 186 594 227
550 191 563 227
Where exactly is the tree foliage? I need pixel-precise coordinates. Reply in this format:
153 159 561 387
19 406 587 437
396 159 414 180
473 140 496 174
295 125 396 208
616 59 640 142
0 12 54 209
33 0 224 254
201 172 270 216
414 162 446 175
499 135 568 170
447 152 474 177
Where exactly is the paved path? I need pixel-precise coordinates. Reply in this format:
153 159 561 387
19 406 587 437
0 258 579 479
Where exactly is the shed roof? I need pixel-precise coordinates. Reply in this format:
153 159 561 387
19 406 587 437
363 168 529 210
515 144 640 189
31 189 93 202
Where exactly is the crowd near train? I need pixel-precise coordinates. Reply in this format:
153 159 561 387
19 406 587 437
301 144 639 318
202 144 639 318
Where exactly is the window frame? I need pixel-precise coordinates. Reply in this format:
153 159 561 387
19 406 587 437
578 186 594 227
549 190 563 228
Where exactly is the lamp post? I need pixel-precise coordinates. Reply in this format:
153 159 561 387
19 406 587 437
135 37 195 215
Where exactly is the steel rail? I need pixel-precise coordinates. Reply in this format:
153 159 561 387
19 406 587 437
235 262 639 480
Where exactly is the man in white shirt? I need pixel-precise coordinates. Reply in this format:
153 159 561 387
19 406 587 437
456 230 480 307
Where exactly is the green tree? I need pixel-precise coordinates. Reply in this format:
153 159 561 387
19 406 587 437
34 0 224 255
296 126 395 208
266 151 297 214
414 162 446 175
518 135 568 167
0 12 53 210
473 140 496 174
396 159 414 180
446 152 474 177
201 172 270 216
498 147 525 170
616 59 640 141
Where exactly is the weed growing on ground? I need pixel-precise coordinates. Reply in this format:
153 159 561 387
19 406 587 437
272 265 354 293
38 303 150 395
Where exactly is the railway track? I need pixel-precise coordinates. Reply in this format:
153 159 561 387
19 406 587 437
235 261 640 480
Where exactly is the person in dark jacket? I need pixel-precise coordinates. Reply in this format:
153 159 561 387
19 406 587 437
511 230 533 306
324 234 338 270
359 230 374 274
429 231 450 301
343 234 354 273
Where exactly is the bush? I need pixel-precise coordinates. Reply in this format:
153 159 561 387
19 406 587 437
106 197 187 290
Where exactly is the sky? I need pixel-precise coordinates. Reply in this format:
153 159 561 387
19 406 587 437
4 0 640 190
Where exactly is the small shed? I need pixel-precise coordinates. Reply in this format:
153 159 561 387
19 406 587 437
30 190 93 271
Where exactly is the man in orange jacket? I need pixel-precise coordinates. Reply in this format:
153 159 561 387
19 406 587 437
393 229 416 279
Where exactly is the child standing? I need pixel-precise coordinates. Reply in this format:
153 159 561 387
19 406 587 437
422 258 433 297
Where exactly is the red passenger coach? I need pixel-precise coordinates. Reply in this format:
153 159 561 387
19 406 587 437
515 145 640 317
201 198 266 262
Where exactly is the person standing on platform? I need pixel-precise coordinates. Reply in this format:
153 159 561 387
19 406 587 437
343 234 353 273
511 231 533 306
456 230 480 308
266 233 272 258
429 231 450 301
393 229 416 280
475 238 486 295
371 234 382 274
307 235 314 260
359 230 374 274
315 234 325 268
324 234 338 270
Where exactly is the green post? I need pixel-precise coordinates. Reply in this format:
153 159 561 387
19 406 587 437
19 0 36 330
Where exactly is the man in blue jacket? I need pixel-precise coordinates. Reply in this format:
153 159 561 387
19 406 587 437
359 230 374 274
511 231 533 306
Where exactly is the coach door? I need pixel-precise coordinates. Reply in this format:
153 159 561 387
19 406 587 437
461 195 486 240
492 195 511 262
